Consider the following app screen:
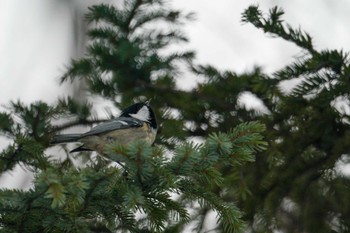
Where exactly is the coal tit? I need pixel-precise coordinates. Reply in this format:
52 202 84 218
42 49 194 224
51 101 157 154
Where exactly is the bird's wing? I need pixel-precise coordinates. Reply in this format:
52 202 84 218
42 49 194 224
81 117 143 137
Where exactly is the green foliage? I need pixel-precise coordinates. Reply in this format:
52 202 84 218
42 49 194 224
0 1 266 232
62 1 194 106
242 6 314 53
240 5 350 233
0 99 98 173
1 1 349 232
0 119 265 232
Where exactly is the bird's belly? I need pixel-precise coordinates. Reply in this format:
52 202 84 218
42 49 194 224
79 123 156 154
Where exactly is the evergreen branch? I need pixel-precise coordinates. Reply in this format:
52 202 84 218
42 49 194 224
0 136 49 173
274 55 314 81
17 188 51 232
87 26 121 46
3 1 319 232
124 0 143 34
169 142 200 176
274 50 347 82
1 119 265 232
77 169 119 216
290 72 332 97
179 179 244 233
0 112 13 134
242 5 315 54
130 9 185 32
86 4 127 34
61 58 93 83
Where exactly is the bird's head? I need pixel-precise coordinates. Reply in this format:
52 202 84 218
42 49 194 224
120 100 157 130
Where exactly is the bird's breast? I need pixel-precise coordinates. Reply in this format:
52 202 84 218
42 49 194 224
79 122 156 154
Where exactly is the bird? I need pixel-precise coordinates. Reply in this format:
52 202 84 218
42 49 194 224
51 101 157 155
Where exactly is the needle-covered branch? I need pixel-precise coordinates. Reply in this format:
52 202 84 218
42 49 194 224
0 122 266 232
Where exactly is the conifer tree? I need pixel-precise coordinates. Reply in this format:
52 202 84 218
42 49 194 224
1 1 349 233
0 1 266 232
237 6 350 232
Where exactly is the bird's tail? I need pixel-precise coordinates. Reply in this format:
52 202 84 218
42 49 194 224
50 134 81 144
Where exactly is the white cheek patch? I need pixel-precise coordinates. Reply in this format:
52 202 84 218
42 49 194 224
130 106 150 122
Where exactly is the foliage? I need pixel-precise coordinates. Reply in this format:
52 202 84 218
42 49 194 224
240 6 350 232
0 100 265 232
0 1 266 232
1 1 349 232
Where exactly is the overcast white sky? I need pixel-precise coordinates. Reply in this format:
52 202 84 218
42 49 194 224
1 0 350 187
1 0 350 104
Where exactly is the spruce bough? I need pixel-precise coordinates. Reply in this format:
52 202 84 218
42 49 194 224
3 0 347 232
0 105 266 232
